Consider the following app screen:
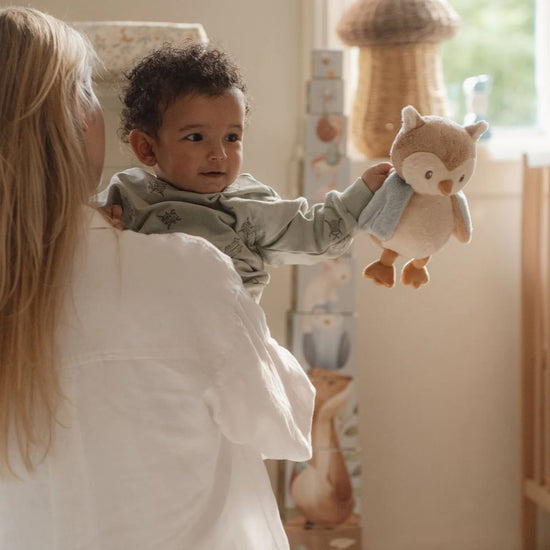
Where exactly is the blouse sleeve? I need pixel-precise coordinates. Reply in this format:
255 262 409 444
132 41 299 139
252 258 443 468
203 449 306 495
203 284 315 462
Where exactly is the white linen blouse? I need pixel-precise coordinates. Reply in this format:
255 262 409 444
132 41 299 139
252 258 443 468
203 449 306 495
0 209 315 550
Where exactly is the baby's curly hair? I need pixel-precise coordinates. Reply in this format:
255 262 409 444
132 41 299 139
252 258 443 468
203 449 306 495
119 42 248 142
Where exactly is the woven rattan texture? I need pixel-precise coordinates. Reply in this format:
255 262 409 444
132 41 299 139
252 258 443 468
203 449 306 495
337 0 460 47
351 44 448 158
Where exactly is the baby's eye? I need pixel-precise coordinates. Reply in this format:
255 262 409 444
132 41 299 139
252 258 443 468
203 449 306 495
225 133 241 143
459 174 465 182
185 133 203 142
425 170 433 179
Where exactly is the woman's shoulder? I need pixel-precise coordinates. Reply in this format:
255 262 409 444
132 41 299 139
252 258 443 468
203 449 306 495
70 211 244 360
87 209 241 295
121 231 241 294
128 229 239 279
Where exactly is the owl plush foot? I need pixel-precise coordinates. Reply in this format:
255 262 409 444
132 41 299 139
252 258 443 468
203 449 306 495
401 260 430 288
363 261 396 288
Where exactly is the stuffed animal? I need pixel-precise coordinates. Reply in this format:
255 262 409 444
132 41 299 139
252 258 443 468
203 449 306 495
358 105 488 288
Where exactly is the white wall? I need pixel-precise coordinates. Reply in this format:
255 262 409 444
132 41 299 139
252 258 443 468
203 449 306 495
5 0 544 547
354 155 527 549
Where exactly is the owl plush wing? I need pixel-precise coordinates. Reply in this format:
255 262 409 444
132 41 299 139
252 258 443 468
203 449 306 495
358 171 413 241
451 191 473 243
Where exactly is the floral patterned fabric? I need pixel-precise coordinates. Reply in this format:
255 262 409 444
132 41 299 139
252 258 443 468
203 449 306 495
72 21 207 79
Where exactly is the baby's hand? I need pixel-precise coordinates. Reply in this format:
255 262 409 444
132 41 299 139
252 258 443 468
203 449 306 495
98 204 123 230
360 162 393 193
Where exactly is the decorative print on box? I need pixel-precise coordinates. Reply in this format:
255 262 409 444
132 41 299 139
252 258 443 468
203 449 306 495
284 48 363 547
285 519 362 550
289 312 356 376
283 367 361 527
284 446 362 525
295 257 355 314
312 49 343 79
305 114 348 157
308 368 361 451
73 22 207 79
303 154 350 201
307 79 344 115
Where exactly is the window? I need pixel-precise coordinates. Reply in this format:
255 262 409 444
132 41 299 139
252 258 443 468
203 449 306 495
441 0 535 128
312 0 549 138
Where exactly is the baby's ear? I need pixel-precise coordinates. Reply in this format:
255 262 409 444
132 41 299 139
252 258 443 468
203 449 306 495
129 129 157 166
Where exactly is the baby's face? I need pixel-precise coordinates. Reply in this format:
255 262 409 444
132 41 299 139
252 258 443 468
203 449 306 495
151 88 245 193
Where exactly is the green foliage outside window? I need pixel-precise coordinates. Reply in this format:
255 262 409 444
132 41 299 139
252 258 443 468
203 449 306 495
441 0 536 127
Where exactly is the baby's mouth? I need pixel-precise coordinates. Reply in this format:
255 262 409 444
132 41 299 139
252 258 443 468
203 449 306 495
201 171 225 177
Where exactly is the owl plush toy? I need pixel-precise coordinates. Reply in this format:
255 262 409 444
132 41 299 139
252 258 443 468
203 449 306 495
359 105 488 288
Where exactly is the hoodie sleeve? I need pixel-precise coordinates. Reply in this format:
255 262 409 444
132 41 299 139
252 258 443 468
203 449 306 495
251 177 374 266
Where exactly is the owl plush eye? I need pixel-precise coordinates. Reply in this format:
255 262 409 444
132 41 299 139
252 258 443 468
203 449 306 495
425 170 433 179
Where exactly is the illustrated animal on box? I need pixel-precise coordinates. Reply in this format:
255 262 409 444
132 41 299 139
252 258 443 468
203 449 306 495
310 115 346 199
289 368 355 526
359 105 488 288
302 257 351 315
302 311 350 370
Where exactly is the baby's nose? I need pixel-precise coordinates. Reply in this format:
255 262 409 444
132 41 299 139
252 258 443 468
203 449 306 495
209 143 228 161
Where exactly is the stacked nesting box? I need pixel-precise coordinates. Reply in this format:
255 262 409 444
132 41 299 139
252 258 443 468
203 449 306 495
282 50 362 550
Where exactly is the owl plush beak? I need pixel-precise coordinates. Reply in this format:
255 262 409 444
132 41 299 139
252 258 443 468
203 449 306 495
438 179 453 195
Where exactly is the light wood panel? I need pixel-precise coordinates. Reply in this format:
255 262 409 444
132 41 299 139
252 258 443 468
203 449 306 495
521 151 550 549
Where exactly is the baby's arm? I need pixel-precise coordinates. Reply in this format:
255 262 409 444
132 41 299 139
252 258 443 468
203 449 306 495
360 161 393 193
245 165 393 266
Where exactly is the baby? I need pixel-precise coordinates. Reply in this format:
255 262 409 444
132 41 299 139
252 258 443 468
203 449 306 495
101 43 391 301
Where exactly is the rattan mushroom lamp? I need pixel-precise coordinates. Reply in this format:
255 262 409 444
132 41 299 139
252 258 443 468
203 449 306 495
337 0 460 158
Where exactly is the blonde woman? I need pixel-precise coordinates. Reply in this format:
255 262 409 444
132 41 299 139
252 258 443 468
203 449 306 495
0 8 314 550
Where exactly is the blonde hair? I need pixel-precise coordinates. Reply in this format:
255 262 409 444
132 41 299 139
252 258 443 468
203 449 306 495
0 7 98 476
